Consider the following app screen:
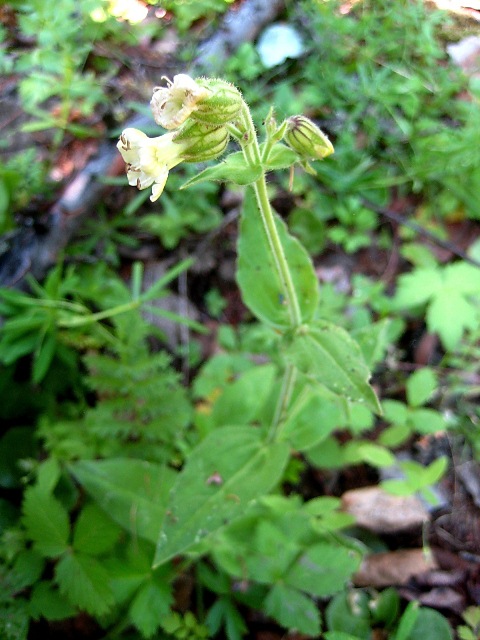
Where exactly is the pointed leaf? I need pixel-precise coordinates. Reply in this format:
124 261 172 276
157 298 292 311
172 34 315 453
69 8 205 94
181 152 262 189
154 427 289 566
237 189 319 329
69 459 175 543
262 143 298 171
286 323 381 413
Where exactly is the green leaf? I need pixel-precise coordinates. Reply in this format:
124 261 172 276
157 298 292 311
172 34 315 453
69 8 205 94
22 486 70 558
264 584 321 636
32 330 57 384
29 582 76 621
406 368 438 407
421 456 448 485
237 189 319 329
69 459 175 544
245 520 299 583
181 152 262 189
353 319 392 368
286 542 362 597
394 269 442 308
262 143 298 171
210 364 276 428
408 607 453 640
382 400 409 425
73 503 120 556
286 323 381 413
154 427 289 566
356 443 396 468
280 393 341 451
444 262 480 295
393 601 419 640
410 408 446 434
129 580 173 638
55 553 115 617
12 550 44 590
206 597 247 640
325 590 371 640
426 290 477 351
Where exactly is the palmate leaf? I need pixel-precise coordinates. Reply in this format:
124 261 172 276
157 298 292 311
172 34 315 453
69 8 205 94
72 503 121 556
286 542 362 597
129 579 173 638
22 486 69 558
154 427 289 567
237 189 319 329
55 553 115 617
285 322 381 413
264 583 321 637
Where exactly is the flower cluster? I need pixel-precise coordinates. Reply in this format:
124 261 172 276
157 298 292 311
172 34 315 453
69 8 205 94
117 74 242 202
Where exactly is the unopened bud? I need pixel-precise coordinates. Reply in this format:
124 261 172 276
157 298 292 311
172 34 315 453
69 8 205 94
285 115 334 160
174 120 229 162
189 78 243 127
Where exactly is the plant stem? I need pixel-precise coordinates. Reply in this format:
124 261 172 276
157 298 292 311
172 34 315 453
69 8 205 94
237 103 302 329
252 175 302 328
232 103 303 441
268 363 297 442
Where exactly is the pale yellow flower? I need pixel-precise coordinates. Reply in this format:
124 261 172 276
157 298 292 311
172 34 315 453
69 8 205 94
117 128 184 202
150 74 211 130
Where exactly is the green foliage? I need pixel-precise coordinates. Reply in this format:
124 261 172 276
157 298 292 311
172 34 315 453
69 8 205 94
2 1 477 638
458 606 480 640
237 188 319 329
393 262 480 351
159 0 234 32
0 150 47 234
154 427 290 566
326 590 453 640
139 172 223 248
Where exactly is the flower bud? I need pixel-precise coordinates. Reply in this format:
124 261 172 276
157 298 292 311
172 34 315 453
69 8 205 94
285 115 334 160
174 120 230 162
189 78 243 127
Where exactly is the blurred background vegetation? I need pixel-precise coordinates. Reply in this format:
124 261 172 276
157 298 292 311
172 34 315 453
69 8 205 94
0 1 480 638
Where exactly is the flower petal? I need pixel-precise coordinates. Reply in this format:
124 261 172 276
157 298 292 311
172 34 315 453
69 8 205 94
150 74 210 130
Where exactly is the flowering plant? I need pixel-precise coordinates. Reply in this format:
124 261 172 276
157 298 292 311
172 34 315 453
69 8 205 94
117 74 380 571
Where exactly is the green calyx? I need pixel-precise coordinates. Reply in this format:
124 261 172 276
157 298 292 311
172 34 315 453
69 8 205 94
174 120 230 162
190 78 243 126
285 115 334 161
